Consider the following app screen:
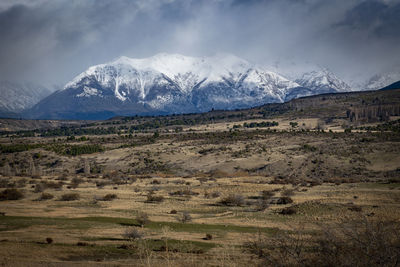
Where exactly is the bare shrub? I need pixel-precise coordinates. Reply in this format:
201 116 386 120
101 193 117 201
309 180 323 187
136 212 150 227
56 173 69 181
34 183 45 193
256 199 270 211
204 234 213 240
171 179 185 185
204 191 221 199
169 188 199 196
269 177 291 185
281 188 295 197
316 218 400 266
44 181 64 190
270 196 293 205
177 212 192 223
96 181 110 188
244 229 309 265
70 177 84 189
348 205 362 212
35 181 63 192
59 193 80 201
146 192 164 203
123 227 144 240
219 194 245 206
279 206 297 215
255 190 275 211
244 217 400 266
208 169 229 178
260 190 275 200
112 177 127 185
133 187 141 193
0 188 24 200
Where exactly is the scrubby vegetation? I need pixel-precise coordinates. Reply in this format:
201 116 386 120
244 217 400 266
0 89 399 265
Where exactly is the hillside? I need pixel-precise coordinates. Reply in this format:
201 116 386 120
3 88 399 133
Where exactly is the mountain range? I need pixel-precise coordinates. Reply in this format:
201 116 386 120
0 53 397 120
23 53 354 120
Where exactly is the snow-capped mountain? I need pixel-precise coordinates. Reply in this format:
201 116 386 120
0 81 51 117
25 53 351 120
295 69 351 93
364 71 400 91
289 69 352 100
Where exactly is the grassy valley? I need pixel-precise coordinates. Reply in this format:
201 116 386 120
0 89 400 266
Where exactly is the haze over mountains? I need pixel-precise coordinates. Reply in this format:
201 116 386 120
0 81 52 118
0 53 398 120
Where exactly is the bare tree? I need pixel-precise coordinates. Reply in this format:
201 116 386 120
3 162 11 177
84 158 90 175
316 120 326 131
28 157 36 177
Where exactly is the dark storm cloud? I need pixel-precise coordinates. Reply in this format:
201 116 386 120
337 0 400 39
0 0 399 87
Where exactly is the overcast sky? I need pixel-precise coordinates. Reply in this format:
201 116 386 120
0 0 399 87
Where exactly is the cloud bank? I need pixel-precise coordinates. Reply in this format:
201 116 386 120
0 0 399 87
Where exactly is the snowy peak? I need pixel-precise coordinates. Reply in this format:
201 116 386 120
295 68 351 93
364 71 400 91
65 53 296 100
100 53 250 81
28 53 356 120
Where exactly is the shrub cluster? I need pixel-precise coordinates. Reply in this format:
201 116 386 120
146 192 164 203
37 192 54 201
59 193 80 201
123 228 144 240
0 188 24 200
219 194 245 206
101 193 118 201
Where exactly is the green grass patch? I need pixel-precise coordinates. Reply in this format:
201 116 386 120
0 215 279 235
56 243 137 261
0 216 94 231
145 221 279 235
49 201 103 208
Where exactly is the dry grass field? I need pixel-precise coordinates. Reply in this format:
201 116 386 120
1 90 400 266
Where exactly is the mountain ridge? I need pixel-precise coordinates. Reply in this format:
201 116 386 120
24 53 353 120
